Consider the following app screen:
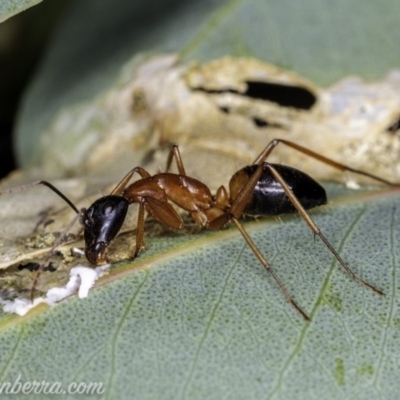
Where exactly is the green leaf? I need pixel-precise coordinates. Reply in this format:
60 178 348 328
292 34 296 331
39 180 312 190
0 186 399 399
182 0 400 85
0 0 41 23
3 0 400 398
15 0 400 168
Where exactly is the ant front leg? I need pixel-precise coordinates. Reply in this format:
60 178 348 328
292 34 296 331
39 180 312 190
133 199 146 259
253 139 400 186
107 167 151 259
131 195 183 259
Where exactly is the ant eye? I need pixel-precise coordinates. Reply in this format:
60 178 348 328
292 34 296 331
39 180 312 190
102 202 114 215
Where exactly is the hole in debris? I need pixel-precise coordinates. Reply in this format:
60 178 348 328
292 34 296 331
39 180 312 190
219 106 230 114
18 262 57 272
252 117 268 127
194 81 316 110
245 81 316 110
251 117 284 129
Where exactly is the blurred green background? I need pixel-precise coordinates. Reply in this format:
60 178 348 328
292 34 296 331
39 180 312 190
0 0 72 177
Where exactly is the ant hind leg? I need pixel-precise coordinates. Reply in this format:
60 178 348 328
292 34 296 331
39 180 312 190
253 138 399 186
265 163 384 296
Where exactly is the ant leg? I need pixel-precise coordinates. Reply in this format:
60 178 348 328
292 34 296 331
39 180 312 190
253 139 398 186
111 168 152 258
113 145 187 196
110 167 152 195
132 196 183 260
266 163 384 296
209 165 310 320
0 181 79 214
165 145 187 175
231 217 310 320
131 197 183 259
230 165 264 219
208 164 264 230
133 199 146 259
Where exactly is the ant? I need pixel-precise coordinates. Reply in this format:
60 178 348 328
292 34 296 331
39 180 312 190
0 139 397 320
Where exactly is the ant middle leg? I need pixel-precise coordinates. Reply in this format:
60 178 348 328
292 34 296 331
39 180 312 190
165 145 187 175
110 167 152 195
210 164 310 320
253 139 399 186
231 217 310 320
111 145 188 196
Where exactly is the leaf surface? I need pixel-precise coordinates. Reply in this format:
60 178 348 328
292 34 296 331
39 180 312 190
0 187 399 399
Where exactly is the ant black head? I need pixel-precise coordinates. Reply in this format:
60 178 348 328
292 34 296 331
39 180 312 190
81 195 129 264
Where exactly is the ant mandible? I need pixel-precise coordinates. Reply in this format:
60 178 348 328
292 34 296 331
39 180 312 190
1 139 396 320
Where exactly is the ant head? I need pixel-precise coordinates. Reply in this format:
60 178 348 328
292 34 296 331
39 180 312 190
82 195 129 264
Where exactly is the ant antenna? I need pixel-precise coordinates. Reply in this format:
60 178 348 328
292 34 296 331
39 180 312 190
0 181 80 214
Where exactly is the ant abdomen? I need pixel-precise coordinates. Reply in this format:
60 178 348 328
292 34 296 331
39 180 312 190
230 164 327 216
